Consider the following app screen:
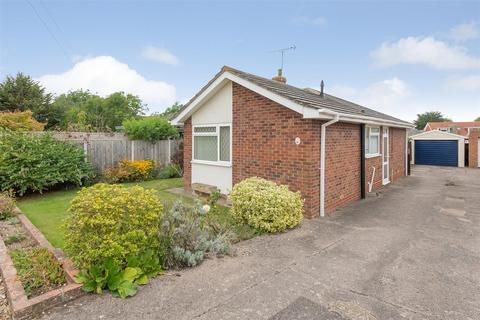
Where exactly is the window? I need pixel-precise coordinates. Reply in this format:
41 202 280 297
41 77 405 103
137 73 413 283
193 124 231 164
365 126 380 156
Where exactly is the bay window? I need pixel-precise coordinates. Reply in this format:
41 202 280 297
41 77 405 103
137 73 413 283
193 124 231 164
365 126 380 157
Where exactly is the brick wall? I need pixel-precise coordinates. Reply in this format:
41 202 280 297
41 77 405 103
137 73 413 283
324 123 361 212
390 127 406 181
469 129 479 168
183 117 192 191
232 83 321 217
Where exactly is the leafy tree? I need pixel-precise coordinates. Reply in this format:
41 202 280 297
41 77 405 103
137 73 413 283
475 117 480 122
0 73 60 128
0 111 44 131
158 102 183 120
413 111 452 130
123 116 179 141
53 90 146 131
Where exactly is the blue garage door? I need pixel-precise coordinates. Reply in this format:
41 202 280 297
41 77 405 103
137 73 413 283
415 140 458 167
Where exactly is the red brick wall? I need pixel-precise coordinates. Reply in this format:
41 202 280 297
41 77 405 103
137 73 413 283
183 118 192 191
324 123 361 213
390 127 406 181
232 83 321 217
469 129 479 168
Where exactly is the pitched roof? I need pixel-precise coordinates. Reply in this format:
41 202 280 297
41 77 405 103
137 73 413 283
426 121 480 129
223 66 411 125
173 66 413 127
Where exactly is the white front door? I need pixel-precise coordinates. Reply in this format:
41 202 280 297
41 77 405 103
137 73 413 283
382 127 390 185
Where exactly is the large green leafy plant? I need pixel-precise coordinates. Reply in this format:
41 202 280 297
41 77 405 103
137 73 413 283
0 130 94 195
75 251 162 298
230 177 304 232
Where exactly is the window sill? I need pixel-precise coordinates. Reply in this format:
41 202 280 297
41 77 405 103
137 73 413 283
365 153 381 159
191 160 232 168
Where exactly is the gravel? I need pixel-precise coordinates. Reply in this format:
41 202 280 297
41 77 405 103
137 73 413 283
0 276 11 320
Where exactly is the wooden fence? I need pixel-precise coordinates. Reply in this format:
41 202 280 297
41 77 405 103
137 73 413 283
50 132 181 172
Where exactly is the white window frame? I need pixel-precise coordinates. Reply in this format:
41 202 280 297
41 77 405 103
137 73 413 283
192 123 232 167
365 126 381 158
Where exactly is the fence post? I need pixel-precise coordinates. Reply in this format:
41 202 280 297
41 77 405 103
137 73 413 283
131 140 135 160
168 139 171 164
83 139 88 162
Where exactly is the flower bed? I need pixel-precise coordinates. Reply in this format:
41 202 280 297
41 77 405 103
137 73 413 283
0 211 84 319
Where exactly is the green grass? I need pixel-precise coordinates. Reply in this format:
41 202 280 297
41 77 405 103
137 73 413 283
17 178 257 249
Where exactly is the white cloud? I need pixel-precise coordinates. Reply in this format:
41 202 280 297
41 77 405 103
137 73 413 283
37 56 176 112
448 22 479 42
370 36 480 70
330 78 410 109
291 16 327 26
142 46 180 66
446 74 480 91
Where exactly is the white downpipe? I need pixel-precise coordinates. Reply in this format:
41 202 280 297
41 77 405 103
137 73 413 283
320 112 340 217
368 166 376 192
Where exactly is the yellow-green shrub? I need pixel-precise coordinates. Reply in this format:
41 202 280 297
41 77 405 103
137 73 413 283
230 177 303 233
103 159 155 183
64 184 163 269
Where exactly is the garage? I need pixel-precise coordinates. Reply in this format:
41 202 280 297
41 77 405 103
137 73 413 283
410 131 465 168
414 140 458 166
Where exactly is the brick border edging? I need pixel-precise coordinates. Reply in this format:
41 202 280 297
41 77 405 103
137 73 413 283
0 211 84 319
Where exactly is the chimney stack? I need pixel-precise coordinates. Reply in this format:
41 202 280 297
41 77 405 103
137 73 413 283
320 80 324 97
272 69 287 83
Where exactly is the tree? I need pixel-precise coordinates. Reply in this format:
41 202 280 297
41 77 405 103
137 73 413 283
53 90 146 131
475 117 480 122
413 111 452 130
0 73 60 128
158 102 184 120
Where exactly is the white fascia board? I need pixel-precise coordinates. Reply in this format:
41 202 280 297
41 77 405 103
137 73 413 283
171 71 306 124
410 130 466 140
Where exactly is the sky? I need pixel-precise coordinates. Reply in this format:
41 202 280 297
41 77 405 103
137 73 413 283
0 0 479 122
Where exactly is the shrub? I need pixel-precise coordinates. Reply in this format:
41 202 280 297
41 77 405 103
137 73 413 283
158 164 182 179
230 177 303 233
159 201 232 268
0 111 45 131
103 159 155 183
123 116 179 142
10 247 65 297
0 191 16 220
64 184 163 269
0 131 95 195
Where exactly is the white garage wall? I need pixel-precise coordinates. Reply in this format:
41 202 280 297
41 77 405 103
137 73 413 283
411 131 465 167
191 81 233 194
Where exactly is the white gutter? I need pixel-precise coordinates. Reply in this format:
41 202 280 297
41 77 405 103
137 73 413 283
315 109 414 129
320 110 340 217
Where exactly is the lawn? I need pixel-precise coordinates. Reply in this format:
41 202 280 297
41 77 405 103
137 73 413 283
18 178 258 249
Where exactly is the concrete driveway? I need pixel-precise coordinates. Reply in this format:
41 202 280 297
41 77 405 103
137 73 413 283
43 166 480 320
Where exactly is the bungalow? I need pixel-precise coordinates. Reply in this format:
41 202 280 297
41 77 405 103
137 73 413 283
172 66 413 218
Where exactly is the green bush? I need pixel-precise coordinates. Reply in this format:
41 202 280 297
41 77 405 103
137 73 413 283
64 184 163 269
230 177 303 233
10 247 65 297
123 116 179 142
0 111 45 131
0 130 95 195
159 201 232 268
158 164 182 179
